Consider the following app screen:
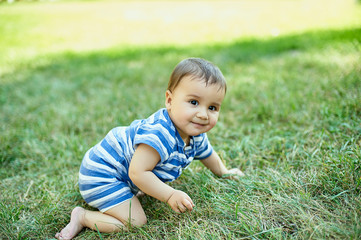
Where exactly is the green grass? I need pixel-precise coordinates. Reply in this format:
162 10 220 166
1 0 361 239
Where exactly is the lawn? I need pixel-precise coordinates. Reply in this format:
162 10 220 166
0 0 360 239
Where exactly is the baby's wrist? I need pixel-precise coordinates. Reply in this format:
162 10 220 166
165 190 176 203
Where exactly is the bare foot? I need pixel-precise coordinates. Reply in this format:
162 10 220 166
55 207 85 240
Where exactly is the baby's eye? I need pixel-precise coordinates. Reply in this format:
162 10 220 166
209 106 217 111
190 100 199 106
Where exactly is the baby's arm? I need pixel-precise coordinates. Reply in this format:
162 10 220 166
200 151 244 178
129 144 194 213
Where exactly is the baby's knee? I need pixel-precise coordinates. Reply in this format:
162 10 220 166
130 215 147 227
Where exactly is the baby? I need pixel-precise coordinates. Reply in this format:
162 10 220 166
55 58 244 239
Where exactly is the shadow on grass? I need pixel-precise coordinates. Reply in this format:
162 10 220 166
0 28 360 178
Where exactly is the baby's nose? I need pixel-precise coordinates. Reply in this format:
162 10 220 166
196 108 208 119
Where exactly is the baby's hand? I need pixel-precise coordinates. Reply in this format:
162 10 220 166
223 168 245 179
167 190 195 213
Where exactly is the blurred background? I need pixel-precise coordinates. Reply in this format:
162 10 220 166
1 0 360 65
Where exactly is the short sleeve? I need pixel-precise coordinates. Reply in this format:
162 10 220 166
133 123 175 163
194 133 213 160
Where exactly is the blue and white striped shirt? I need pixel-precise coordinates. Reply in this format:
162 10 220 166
82 108 213 190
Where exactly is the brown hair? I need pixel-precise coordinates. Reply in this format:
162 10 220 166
167 58 226 93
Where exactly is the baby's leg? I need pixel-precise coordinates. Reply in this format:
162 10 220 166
55 206 124 239
81 196 146 232
55 196 146 239
105 196 147 227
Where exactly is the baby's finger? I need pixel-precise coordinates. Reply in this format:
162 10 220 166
224 168 245 179
233 169 245 176
178 204 187 213
182 199 194 211
171 203 181 213
185 195 195 207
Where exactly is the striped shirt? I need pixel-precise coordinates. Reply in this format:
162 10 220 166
79 108 213 211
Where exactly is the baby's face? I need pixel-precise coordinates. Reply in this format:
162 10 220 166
165 75 225 144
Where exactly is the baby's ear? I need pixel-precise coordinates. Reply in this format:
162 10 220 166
165 90 173 110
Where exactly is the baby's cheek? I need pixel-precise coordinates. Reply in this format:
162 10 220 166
209 119 218 129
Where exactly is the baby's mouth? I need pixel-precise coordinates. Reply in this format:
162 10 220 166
191 121 207 127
